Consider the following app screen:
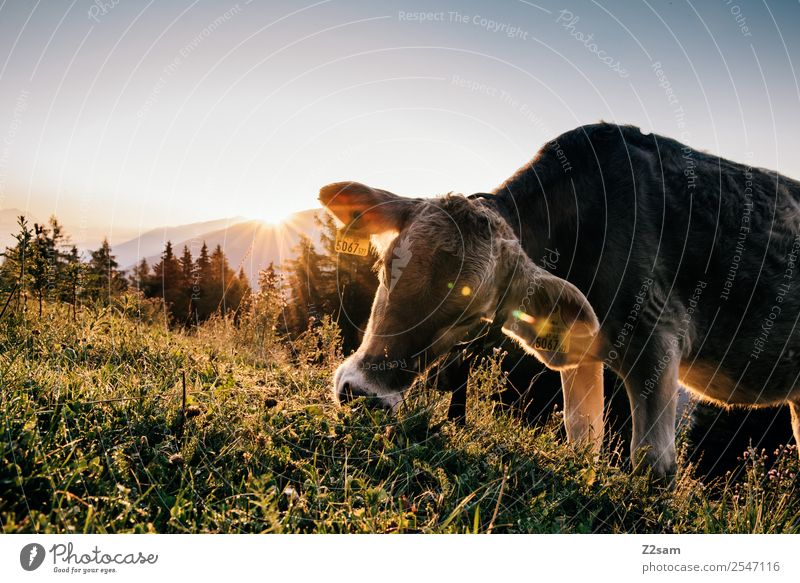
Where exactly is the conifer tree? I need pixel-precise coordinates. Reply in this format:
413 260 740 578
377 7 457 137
46 216 67 297
85 238 127 303
179 245 196 323
258 262 282 299
209 244 235 316
28 222 54 317
0 216 34 314
229 266 252 320
179 246 194 284
256 261 284 324
283 234 330 336
129 258 151 292
62 245 83 320
193 242 213 320
151 241 184 321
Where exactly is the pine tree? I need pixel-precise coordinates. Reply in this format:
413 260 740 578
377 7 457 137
258 262 282 299
29 222 54 317
1 216 75 318
196 242 212 282
179 246 194 283
208 244 236 316
194 242 213 320
0 216 34 315
255 261 284 324
151 241 184 322
47 216 68 298
179 245 196 323
62 246 83 320
229 266 252 320
240 262 285 349
283 234 330 336
84 238 127 303
129 258 151 292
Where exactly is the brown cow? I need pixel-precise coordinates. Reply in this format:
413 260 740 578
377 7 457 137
320 123 800 480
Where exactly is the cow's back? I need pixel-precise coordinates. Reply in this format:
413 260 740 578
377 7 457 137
495 123 800 404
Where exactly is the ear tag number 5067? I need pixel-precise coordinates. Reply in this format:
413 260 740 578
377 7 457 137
335 232 370 256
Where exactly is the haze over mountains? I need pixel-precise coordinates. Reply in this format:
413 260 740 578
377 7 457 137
117 209 322 285
112 216 248 267
1 207 323 286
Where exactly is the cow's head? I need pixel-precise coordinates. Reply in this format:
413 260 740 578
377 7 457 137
320 182 600 411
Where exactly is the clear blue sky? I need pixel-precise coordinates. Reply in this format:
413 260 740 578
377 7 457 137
1 0 798 244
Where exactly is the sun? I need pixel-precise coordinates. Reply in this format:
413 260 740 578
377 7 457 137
259 207 296 227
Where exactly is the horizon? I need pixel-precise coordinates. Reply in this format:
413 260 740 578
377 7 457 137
0 204 321 252
1 1 799 247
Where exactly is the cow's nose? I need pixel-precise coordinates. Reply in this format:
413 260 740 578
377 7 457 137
337 381 368 404
336 381 392 410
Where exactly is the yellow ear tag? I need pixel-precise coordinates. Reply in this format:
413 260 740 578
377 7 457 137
335 231 371 256
534 305 570 354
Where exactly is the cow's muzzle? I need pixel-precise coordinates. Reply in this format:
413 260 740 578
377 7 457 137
332 357 405 411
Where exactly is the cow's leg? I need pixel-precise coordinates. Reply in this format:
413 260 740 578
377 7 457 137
622 346 679 481
560 361 604 454
446 365 469 424
790 399 800 459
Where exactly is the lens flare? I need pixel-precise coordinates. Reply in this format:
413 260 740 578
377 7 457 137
512 310 536 324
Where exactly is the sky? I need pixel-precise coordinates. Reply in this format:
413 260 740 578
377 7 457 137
0 0 799 246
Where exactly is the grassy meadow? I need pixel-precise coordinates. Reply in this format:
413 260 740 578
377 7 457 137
1 298 799 534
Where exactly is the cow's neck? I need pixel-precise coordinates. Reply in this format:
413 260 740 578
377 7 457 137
481 176 576 275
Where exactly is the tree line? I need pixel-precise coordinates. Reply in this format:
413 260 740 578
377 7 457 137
0 215 250 326
0 213 379 354
128 240 250 325
0 216 122 319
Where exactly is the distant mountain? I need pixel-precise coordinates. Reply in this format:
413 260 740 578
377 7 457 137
1 207 326 284
113 216 248 268
129 209 323 285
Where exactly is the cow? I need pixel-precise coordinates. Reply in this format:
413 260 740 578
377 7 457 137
319 122 800 480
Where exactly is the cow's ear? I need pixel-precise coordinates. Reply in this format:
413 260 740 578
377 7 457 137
319 182 417 234
501 265 600 369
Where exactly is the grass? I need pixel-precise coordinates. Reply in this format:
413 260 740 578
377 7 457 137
1 299 799 533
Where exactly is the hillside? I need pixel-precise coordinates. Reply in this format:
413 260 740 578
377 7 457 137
1 301 798 534
112 216 248 268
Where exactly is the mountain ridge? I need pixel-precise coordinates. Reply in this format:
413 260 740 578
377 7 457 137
123 209 323 285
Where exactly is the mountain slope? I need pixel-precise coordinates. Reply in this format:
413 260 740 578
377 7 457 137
113 216 248 267
134 209 322 284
